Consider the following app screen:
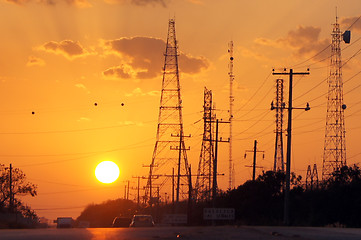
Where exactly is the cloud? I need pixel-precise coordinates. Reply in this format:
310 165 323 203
102 36 209 80
255 25 330 61
4 0 31 4
103 65 133 80
26 56 45 67
103 0 168 7
341 16 361 32
77 117 91 122
75 83 90 94
4 0 92 7
239 46 270 62
125 87 159 97
280 25 330 59
40 40 89 60
118 121 144 127
186 0 203 5
178 54 209 74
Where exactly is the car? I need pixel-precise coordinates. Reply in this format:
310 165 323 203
112 217 131 227
129 215 155 227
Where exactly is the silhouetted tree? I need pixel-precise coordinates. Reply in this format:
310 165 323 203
325 164 361 186
0 164 37 212
292 164 361 227
77 199 137 227
216 170 302 225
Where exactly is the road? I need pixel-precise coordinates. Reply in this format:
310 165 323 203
1 226 361 240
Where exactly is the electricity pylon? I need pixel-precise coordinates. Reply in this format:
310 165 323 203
146 19 190 207
322 15 348 180
195 87 215 202
273 79 285 172
306 164 319 190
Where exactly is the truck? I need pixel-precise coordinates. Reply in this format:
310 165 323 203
55 217 74 228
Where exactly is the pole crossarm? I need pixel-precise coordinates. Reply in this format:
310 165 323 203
244 140 265 181
271 68 310 226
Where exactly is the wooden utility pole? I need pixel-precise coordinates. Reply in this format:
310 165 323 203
272 68 310 226
187 165 193 225
244 140 265 181
132 176 142 207
9 164 13 212
213 119 229 207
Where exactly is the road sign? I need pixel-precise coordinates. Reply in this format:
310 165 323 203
203 208 235 220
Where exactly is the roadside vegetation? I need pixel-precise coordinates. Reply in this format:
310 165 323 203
0 164 39 228
77 164 361 228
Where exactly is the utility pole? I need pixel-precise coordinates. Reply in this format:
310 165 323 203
143 164 159 207
9 164 13 212
171 133 191 204
187 165 193 226
132 176 142 206
123 180 131 200
213 119 229 207
244 140 265 181
127 180 130 200
124 184 126 199
172 168 175 208
272 68 310 226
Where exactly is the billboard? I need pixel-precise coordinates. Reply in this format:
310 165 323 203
203 208 235 220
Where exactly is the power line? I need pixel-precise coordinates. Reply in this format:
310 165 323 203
0 137 155 158
290 16 361 69
290 44 331 68
33 206 86 211
233 111 272 137
345 15 361 31
233 71 272 114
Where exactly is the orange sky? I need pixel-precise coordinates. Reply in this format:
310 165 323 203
1 0 361 220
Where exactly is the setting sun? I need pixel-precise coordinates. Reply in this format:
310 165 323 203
95 161 120 184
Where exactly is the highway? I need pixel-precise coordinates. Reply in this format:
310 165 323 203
1 226 361 240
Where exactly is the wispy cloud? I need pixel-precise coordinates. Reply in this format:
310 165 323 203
75 83 90 94
103 65 133 80
255 25 330 61
4 0 92 7
39 40 90 60
26 56 45 67
125 87 159 97
77 117 91 122
103 0 168 7
341 16 361 32
118 120 144 127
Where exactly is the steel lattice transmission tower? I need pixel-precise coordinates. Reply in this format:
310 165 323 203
228 41 235 189
146 19 190 205
306 164 319 190
195 87 215 202
273 78 285 171
322 16 347 180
